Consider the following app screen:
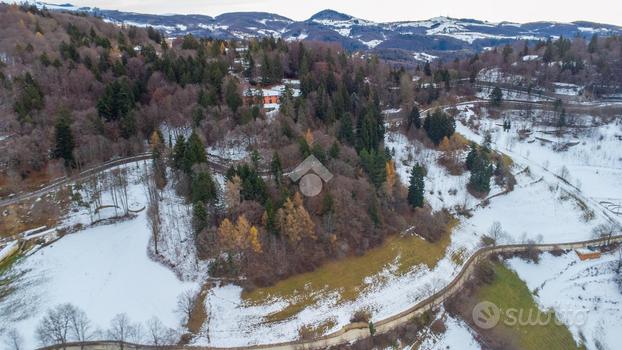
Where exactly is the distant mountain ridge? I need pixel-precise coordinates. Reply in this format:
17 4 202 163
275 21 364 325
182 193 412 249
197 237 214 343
17 2 622 62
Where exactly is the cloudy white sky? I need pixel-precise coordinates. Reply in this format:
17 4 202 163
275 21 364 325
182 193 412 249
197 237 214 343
58 0 622 25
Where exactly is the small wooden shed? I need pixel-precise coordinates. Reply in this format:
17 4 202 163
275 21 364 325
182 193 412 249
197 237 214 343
575 248 601 261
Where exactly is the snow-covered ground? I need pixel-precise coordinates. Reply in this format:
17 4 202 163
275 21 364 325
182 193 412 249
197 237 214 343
0 211 197 349
0 161 202 349
413 52 438 62
157 173 211 281
508 251 622 350
455 104 622 219
414 309 481 350
207 136 250 161
554 82 584 96
476 85 552 102
385 131 478 211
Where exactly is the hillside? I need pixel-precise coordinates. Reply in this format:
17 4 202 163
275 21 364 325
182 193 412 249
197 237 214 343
14 1 622 63
1 3 622 350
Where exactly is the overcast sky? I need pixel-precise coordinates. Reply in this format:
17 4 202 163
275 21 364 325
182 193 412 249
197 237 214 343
63 0 622 25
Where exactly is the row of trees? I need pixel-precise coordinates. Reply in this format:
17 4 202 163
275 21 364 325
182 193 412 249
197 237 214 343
23 303 183 349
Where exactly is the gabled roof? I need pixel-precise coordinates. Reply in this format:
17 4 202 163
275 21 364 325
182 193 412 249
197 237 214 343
288 155 333 183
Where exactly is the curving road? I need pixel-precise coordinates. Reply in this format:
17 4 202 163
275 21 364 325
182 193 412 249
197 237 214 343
37 234 622 350
0 152 242 208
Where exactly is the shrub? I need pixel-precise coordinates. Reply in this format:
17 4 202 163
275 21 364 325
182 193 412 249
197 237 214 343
412 207 453 243
474 261 496 285
350 309 371 323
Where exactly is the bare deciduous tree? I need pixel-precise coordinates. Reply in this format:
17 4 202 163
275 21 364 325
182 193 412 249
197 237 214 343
144 168 162 255
146 317 177 346
36 305 72 347
36 304 92 348
107 313 131 345
68 305 94 348
176 289 198 325
488 221 504 246
3 328 23 350
593 222 620 245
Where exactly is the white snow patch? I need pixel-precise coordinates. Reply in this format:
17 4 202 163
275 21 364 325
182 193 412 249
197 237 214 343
508 251 622 350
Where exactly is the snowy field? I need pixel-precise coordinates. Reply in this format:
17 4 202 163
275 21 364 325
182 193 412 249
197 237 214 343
413 309 481 350
508 251 622 350
0 162 201 349
385 131 477 211
455 104 622 220
194 252 463 346
0 213 197 349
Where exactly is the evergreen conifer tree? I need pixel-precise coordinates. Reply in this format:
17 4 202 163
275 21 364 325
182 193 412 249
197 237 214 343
407 163 425 208
53 109 75 167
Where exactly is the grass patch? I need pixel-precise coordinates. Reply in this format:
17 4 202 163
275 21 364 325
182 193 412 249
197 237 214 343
186 283 210 335
0 253 23 302
451 247 467 266
0 186 72 239
245 226 453 323
475 263 582 350
298 318 337 340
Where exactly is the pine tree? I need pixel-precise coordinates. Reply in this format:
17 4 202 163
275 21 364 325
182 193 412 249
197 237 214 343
468 146 494 194
588 34 598 54
423 62 432 76
260 53 273 85
262 199 278 235
228 164 268 204
13 72 44 123
465 143 478 171
172 135 187 170
407 163 425 208
183 131 207 173
191 170 218 204
119 111 136 139
360 149 387 188
407 106 421 130
368 197 381 227
192 106 205 127
224 78 243 113
97 78 135 122
489 86 503 107
250 149 261 170
338 113 354 145
150 131 167 189
502 44 513 63
270 151 283 185
52 109 75 167
192 201 208 234
423 109 455 145
543 38 554 63
329 141 340 159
